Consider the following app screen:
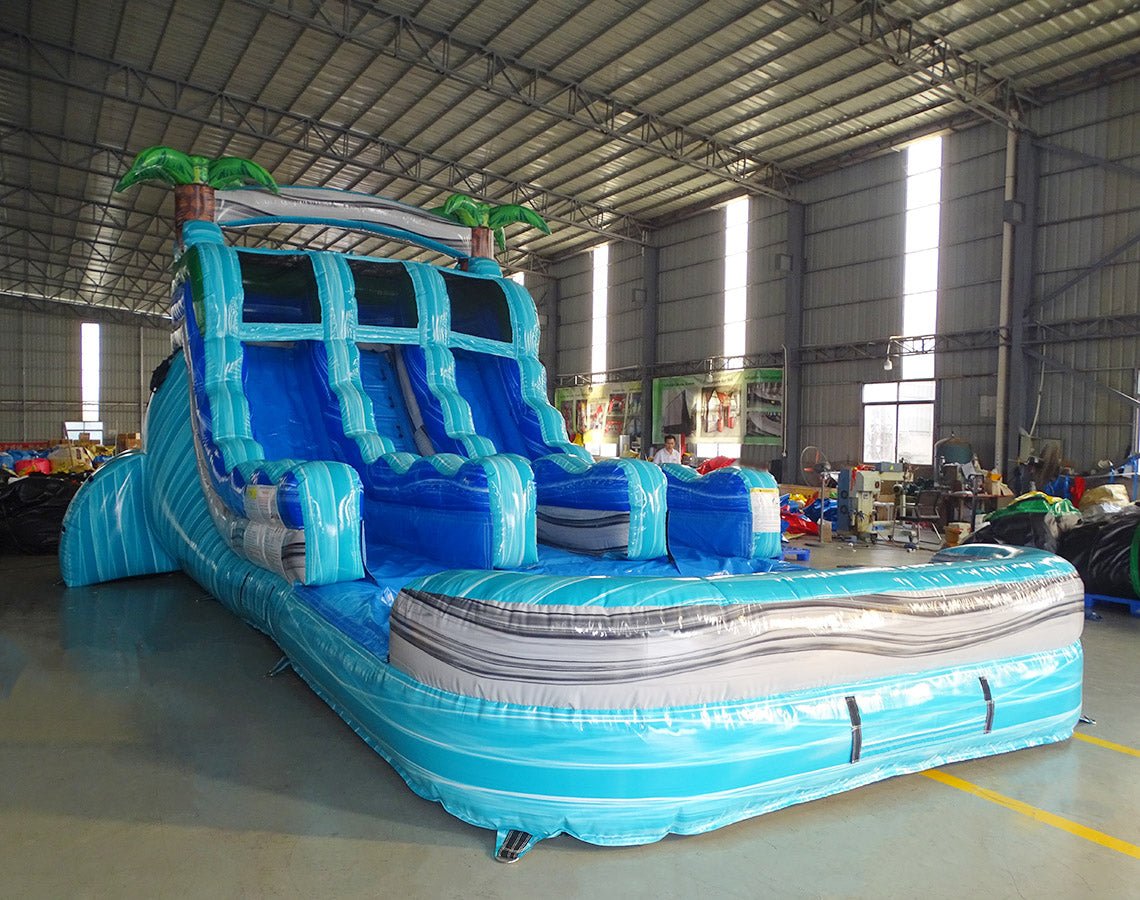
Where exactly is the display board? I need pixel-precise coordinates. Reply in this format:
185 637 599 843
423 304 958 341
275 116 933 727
652 368 783 448
553 380 643 451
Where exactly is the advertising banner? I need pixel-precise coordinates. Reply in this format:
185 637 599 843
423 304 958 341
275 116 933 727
553 380 643 449
652 368 783 448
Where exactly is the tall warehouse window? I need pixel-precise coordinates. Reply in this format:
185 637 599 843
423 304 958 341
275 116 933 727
510 271 525 286
724 196 748 367
67 321 105 443
81 322 100 422
864 136 942 464
591 243 609 382
902 135 942 380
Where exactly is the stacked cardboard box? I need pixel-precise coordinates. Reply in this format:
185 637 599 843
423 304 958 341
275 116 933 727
116 432 142 452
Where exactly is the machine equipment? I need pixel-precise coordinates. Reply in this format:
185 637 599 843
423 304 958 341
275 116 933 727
837 468 891 540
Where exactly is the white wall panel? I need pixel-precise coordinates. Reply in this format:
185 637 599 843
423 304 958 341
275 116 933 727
0 307 169 443
933 121 1007 466
608 242 644 371
655 209 725 365
1027 72 1140 466
747 197 788 356
549 254 592 375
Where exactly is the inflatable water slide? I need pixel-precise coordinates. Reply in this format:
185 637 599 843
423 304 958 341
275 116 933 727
60 157 1085 861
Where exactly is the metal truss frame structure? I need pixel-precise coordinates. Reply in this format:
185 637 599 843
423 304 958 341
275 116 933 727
239 0 796 200
2 31 650 245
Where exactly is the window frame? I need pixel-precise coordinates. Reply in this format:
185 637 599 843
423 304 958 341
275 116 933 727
861 381 935 465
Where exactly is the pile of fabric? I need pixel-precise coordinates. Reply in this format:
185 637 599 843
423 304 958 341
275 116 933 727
964 492 1080 554
965 488 1140 600
0 473 84 554
1058 504 1140 600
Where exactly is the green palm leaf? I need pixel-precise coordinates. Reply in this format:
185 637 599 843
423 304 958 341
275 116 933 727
440 205 483 228
206 156 280 193
115 146 196 191
442 193 490 226
487 204 550 234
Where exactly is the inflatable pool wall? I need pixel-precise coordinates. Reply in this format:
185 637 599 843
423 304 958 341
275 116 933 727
60 186 1085 861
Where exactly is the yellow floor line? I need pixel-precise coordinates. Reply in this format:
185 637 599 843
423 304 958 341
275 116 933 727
1073 732 1140 759
922 769 1140 860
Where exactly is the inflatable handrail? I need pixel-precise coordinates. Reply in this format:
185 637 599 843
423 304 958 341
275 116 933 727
177 223 365 585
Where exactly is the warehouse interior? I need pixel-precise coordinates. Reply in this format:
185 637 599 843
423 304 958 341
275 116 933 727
2 1 1139 895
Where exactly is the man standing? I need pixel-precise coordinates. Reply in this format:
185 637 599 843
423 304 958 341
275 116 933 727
652 435 682 465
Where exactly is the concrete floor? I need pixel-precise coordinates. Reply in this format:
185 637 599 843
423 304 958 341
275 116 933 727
2 542 1138 899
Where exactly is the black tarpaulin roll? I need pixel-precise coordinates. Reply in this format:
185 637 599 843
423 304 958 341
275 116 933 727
963 513 1069 553
1057 505 1140 599
0 474 82 554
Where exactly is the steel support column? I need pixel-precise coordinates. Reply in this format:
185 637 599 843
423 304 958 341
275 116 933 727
782 202 806 478
641 243 660 457
1007 134 1038 464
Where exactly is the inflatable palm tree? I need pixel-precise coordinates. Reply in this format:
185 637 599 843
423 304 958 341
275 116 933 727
432 194 550 260
115 146 279 235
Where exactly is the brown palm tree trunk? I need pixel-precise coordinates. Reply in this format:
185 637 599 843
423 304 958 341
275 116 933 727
471 226 495 260
174 184 217 238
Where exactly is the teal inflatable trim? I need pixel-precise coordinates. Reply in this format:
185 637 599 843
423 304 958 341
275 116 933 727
193 240 262 473
59 452 178 587
741 468 782 558
314 253 388 463
499 277 590 462
608 458 668 559
475 452 537 569
180 233 366 585
405 263 497 459
403 544 1079 609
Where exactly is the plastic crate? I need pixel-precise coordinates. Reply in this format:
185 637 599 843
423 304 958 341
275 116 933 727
1084 593 1140 618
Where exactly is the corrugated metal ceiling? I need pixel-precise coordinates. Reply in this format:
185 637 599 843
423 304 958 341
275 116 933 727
1 0 1137 316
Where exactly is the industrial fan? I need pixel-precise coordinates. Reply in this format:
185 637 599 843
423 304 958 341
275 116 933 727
800 445 833 487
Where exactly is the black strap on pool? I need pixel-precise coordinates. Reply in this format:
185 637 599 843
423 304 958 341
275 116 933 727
496 830 532 863
845 695 862 763
979 676 995 734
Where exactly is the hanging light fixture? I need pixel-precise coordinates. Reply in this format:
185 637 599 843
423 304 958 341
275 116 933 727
883 335 902 372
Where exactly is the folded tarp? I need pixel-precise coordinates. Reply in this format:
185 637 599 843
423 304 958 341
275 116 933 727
0 474 82 554
965 492 1080 553
1058 504 1140 600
